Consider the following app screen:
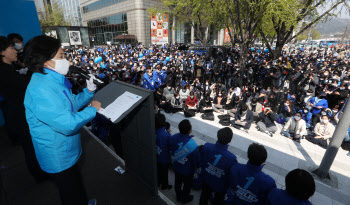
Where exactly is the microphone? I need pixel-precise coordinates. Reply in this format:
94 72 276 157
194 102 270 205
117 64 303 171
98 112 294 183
69 66 104 86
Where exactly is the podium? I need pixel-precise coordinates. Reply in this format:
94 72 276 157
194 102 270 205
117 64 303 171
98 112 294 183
91 81 157 195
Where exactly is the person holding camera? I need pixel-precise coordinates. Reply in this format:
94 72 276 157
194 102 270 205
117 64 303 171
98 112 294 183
256 103 278 137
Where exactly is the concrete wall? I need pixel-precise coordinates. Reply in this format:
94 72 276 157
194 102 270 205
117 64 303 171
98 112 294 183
0 0 42 44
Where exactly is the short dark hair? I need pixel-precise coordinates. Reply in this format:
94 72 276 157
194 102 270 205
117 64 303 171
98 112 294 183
217 127 233 145
0 36 14 62
252 98 258 103
23 35 61 74
285 169 315 201
155 113 166 129
178 119 191 135
247 143 267 166
241 104 248 111
7 33 23 42
165 122 170 130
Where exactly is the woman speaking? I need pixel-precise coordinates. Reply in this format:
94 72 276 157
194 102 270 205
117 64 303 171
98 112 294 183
23 35 100 205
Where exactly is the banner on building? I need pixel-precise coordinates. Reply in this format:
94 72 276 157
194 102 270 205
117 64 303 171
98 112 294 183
151 13 168 45
224 28 232 44
68 30 82 45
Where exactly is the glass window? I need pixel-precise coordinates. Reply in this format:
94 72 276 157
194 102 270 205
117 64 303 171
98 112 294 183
83 0 127 13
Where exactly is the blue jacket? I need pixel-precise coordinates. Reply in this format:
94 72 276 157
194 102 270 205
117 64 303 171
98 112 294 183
266 188 312 205
156 127 172 164
153 70 162 87
24 69 97 173
230 162 276 205
169 133 200 176
200 142 238 192
142 72 155 92
303 111 313 125
309 97 328 115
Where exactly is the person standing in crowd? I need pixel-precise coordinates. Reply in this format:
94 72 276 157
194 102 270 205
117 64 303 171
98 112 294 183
266 169 315 205
256 103 278 137
155 113 172 190
23 35 101 205
7 33 26 70
199 127 237 205
230 143 276 204
169 119 200 204
0 36 48 182
306 115 335 149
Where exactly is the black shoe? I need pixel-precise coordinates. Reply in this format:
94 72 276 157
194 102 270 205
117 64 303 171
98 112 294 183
161 185 173 190
182 195 194 204
293 137 301 143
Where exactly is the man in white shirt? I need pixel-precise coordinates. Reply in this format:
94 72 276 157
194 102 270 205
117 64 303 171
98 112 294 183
306 115 335 149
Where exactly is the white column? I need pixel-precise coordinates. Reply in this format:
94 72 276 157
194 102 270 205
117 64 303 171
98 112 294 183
172 16 176 43
191 22 194 44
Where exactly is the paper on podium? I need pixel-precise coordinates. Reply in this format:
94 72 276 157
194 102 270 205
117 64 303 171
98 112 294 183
98 91 142 122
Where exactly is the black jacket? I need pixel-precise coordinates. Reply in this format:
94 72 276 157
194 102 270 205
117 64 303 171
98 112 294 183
0 62 32 144
234 108 254 128
258 111 278 127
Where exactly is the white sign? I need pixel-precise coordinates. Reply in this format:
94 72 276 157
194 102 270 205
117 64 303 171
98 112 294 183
68 31 82 45
98 91 142 122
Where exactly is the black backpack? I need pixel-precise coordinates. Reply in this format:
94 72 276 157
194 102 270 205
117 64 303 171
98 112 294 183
201 112 214 121
184 108 196 117
219 118 231 126
218 114 230 120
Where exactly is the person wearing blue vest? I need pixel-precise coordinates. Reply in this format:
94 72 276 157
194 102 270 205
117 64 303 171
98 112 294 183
266 169 315 205
229 143 276 205
153 65 162 87
23 36 100 205
199 127 238 205
169 119 200 204
309 91 328 126
155 113 172 190
142 68 155 92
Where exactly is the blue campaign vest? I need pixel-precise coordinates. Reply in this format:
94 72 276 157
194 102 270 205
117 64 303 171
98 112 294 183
174 138 197 162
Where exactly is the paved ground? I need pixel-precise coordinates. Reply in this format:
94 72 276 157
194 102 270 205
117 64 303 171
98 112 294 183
161 111 350 205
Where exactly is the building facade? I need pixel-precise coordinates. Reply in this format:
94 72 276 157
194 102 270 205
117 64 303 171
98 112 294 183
80 0 224 46
53 0 83 26
80 0 155 45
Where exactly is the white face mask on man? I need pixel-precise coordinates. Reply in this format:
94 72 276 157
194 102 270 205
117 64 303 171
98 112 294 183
47 59 70 75
14 43 23 51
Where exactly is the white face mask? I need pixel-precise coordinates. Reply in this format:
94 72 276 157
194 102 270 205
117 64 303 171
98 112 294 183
14 43 23 51
322 119 328 124
48 59 70 75
303 110 308 113
284 103 289 106
294 116 300 120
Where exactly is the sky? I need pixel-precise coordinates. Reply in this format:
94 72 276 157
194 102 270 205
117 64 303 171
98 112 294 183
318 1 349 19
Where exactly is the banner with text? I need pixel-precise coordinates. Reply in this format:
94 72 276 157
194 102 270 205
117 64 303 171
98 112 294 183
151 13 168 45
